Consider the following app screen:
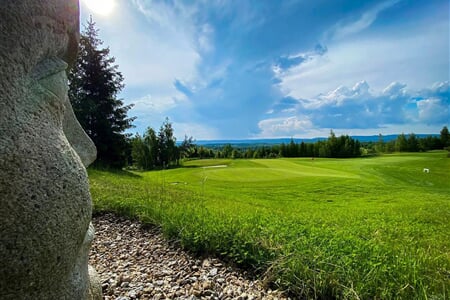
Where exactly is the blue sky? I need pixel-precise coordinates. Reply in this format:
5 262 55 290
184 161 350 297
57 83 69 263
80 0 449 140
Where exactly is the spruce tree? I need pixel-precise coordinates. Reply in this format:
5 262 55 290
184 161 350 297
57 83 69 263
68 18 135 168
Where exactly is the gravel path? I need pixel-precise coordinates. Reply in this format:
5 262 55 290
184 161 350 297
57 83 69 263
89 213 289 300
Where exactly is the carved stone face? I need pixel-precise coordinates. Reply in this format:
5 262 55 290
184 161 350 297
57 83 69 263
0 1 97 298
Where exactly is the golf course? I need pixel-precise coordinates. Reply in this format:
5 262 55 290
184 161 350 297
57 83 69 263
89 151 449 299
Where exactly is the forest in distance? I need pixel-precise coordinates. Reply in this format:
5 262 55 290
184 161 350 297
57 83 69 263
130 122 450 170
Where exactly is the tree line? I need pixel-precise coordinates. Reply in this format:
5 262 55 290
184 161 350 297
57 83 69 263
128 130 361 170
364 126 449 154
178 132 361 160
165 127 449 163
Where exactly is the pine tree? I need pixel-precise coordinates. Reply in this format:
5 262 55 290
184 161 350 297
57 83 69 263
68 17 135 168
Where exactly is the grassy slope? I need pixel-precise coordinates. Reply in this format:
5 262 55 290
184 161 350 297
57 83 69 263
89 152 450 299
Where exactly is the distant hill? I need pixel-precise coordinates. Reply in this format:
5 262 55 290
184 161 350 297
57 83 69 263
193 134 439 147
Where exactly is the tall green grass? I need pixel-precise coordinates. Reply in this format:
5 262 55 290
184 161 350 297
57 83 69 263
89 151 450 299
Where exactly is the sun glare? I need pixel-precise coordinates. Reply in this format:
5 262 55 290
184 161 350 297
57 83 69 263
83 0 116 16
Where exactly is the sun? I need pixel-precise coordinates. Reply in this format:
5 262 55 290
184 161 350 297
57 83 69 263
83 0 116 16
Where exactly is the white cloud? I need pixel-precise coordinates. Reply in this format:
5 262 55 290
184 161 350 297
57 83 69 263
317 80 370 106
81 1 203 90
197 23 215 53
112 1 201 88
127 92 189 136
328 0 400 40
132 93 185 114
382 82 407 98
430 81 449 94
257 116 313 137
173 122 219 140
417 98 449 123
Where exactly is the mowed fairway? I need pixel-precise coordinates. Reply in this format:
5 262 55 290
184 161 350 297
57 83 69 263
89 152 450 299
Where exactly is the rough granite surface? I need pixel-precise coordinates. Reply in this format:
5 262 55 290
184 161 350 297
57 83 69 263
0 1 101 299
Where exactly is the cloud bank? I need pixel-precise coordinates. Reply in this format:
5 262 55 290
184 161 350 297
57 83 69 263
258 81 449 138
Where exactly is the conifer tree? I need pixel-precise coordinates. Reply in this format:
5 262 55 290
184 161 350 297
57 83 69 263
68 18 135 168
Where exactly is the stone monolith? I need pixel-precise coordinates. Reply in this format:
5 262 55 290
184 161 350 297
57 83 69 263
0 1 101 299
